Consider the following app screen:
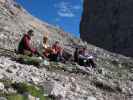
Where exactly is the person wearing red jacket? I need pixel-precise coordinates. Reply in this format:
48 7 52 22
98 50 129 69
18 30 37 56
48 41 64 62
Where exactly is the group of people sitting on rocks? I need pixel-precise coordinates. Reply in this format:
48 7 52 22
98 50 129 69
17 29 96 68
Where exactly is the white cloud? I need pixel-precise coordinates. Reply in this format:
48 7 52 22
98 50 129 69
58 11 75 17
54 1 81 18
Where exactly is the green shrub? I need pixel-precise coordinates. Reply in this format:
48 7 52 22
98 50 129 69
6 94 27 100
12 83 46 100
16 55 42 66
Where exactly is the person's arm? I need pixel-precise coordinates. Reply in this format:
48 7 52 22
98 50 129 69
58 46 63 54
79 54 87 59
51 45 58 54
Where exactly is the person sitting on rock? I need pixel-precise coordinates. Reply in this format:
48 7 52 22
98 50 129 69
17 29 39 56
78 47 96 68
48 41 64 62
42 35 53 58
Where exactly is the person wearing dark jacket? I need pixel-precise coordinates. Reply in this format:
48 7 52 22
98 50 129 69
78 47 96 68
18 30 37 56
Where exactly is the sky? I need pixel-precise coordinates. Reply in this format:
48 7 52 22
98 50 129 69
16 0 83 37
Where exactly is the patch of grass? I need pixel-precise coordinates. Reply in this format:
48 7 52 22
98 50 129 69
0 81 48 100
6 94 27 100
15 55 42 66
12 83 46 100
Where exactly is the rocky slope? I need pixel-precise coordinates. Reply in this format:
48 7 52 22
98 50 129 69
0 0 133 100
80 0 133 57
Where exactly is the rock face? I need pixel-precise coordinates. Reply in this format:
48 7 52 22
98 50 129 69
80 0 133 57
